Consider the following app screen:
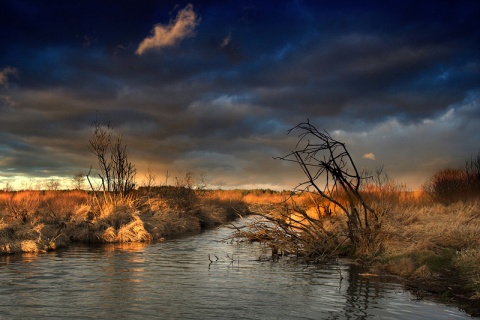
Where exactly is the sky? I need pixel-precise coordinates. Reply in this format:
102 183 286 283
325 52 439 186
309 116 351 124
0 0 479 191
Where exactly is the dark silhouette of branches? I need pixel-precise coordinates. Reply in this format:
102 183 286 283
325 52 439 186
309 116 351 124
87 119 136 202
72 172 85 190
424 153 480 204
465 153 480 198
273 119 381 256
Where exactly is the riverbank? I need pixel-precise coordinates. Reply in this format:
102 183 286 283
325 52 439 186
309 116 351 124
0 188 268 255
370 199 480 317
236 193 480 317
1 188 479 316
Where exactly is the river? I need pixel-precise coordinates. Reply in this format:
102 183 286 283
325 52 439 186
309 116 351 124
0 221 476 319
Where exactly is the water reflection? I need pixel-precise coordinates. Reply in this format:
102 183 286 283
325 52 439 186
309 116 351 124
0 225 476 320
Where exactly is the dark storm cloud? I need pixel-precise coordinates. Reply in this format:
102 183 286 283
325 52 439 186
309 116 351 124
243 7 478 123
0 0 479 189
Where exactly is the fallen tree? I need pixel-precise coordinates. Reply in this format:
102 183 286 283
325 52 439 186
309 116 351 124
236 120 388 260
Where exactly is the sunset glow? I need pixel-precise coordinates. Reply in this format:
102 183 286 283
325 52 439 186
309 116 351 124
0 1 479 190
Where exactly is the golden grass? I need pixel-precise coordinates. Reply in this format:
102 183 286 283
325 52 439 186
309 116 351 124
230 188 480 304
376 199 480 298
0 188 254 254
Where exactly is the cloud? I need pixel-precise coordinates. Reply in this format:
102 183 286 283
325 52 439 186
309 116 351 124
136 4 199 55
1 1 479 191
0 95 17 109
0 67 17 86
220 32 231 48
362 153 376 160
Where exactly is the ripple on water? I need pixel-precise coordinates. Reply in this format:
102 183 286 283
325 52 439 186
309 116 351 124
0 223 476 320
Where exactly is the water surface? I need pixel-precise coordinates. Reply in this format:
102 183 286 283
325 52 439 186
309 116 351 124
0 222 475 319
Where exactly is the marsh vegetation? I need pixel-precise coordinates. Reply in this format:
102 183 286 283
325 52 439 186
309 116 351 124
0 187 254 254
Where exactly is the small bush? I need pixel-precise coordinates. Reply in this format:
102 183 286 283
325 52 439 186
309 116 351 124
424 154 480 204
423 168 469 204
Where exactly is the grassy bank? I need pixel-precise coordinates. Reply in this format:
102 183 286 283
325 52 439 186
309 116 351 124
238 191 480 316
0 188 260 255
373 197 480 315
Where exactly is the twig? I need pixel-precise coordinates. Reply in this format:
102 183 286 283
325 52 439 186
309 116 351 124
337 267 344 280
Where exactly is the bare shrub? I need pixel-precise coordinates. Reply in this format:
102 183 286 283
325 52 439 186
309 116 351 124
72 172 85 190
239 120 385 258
141 163 157 191
87 118 137 206
361 166 405 218
424 154 480 204
46 179 61 191
423 168 468 204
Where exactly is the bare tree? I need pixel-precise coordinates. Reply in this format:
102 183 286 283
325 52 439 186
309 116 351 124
72 172 85 190
110 133 136 196
279 120 381 253
88 120 113 193
142 162 157 190
3 182 13 192
87 119 136 200
360 166 402 220
465 153 480 198
46 179 61 191
239 120 383 258
174 171 195 189
164 170 170 186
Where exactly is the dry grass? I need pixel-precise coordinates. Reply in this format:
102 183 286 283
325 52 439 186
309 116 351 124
0 190 88 254
377 198 480 299
231 188 480 304
0 188 253 255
